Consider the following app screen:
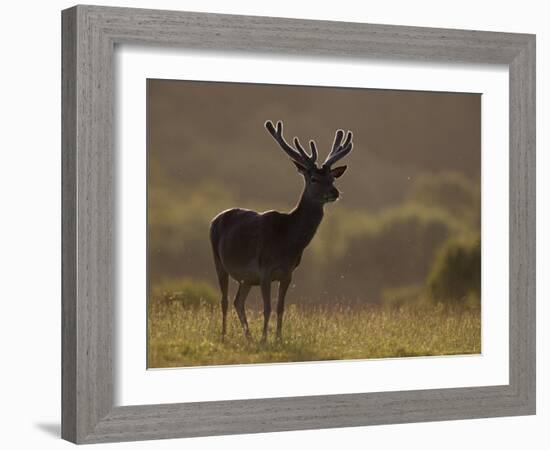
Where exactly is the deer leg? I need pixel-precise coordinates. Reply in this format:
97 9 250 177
276 276 291 341
260 279 272 344
213 257 229 341
234 282 252 340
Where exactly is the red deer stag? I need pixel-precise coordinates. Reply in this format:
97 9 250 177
209 120 353 343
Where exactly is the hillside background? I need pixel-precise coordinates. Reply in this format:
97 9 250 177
147 79 481 306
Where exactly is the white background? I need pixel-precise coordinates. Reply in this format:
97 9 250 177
0 0 546 449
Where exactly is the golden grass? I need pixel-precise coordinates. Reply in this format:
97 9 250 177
147 300 480 368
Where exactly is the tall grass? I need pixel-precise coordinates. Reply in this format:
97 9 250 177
148 300 480 368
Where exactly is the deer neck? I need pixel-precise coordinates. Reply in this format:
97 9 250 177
289 192 324 250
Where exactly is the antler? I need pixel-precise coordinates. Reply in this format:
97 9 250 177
265 120 318 169
322 129 353 168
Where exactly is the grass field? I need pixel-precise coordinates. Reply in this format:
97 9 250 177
147 300 481 368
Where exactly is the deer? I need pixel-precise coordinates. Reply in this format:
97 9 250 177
209 120 353 343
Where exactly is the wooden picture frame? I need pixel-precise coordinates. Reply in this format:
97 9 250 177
61 4 536 444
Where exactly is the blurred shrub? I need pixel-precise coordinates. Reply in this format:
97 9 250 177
381 284 424 309
148 181 237 283
152 277 218 309
407 171 480 229
147 171 480 306
427 235 481 304
301 204 459 302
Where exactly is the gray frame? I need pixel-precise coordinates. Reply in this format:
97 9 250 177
62 4 536 444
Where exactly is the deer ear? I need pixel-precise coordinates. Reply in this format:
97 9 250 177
292 160 308 174
331 165 347 178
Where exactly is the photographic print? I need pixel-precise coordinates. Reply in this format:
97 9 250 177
147 79 481 368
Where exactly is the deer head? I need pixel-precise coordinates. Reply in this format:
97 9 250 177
265 120 353 204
